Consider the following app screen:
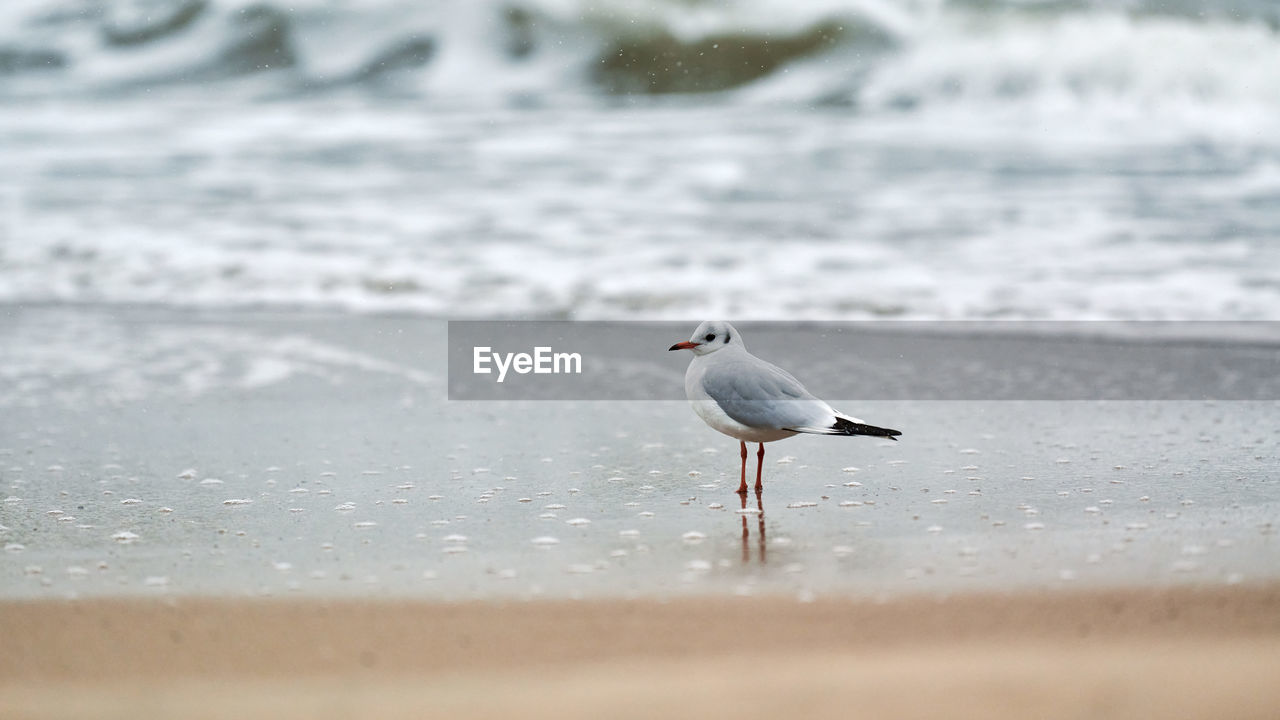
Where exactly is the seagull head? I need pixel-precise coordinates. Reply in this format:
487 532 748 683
668 320 742 356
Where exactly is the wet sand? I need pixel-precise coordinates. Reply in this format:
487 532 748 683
4 584 1280 719
4 308 1278 601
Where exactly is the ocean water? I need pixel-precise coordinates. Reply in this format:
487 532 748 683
1 0 1279 320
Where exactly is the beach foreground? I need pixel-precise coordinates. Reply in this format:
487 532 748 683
5 584 1280 720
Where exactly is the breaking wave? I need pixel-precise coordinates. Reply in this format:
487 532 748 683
2 0 1279 322
0 0 1277 131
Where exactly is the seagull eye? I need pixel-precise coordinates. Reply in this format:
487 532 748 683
704 333 716 342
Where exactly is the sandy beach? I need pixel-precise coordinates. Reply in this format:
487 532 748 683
4 584 1280 719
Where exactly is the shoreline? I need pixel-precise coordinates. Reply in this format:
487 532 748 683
6 301 1279 341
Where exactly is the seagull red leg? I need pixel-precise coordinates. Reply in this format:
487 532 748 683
737 441 749 495
755 443 765 494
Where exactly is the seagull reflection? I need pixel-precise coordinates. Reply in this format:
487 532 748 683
740 491 766 564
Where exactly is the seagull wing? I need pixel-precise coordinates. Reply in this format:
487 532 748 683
699 355 832 431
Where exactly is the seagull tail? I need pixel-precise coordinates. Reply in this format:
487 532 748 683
789 416 902 440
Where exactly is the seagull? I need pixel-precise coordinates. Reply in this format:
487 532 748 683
669 320 901 495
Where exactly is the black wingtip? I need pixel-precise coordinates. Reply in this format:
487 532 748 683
832 417 902 439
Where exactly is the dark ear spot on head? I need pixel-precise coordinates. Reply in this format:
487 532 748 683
725 331 730 343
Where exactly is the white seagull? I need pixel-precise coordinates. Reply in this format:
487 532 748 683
669 320 901 495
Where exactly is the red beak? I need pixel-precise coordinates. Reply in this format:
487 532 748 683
668 341 700 351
